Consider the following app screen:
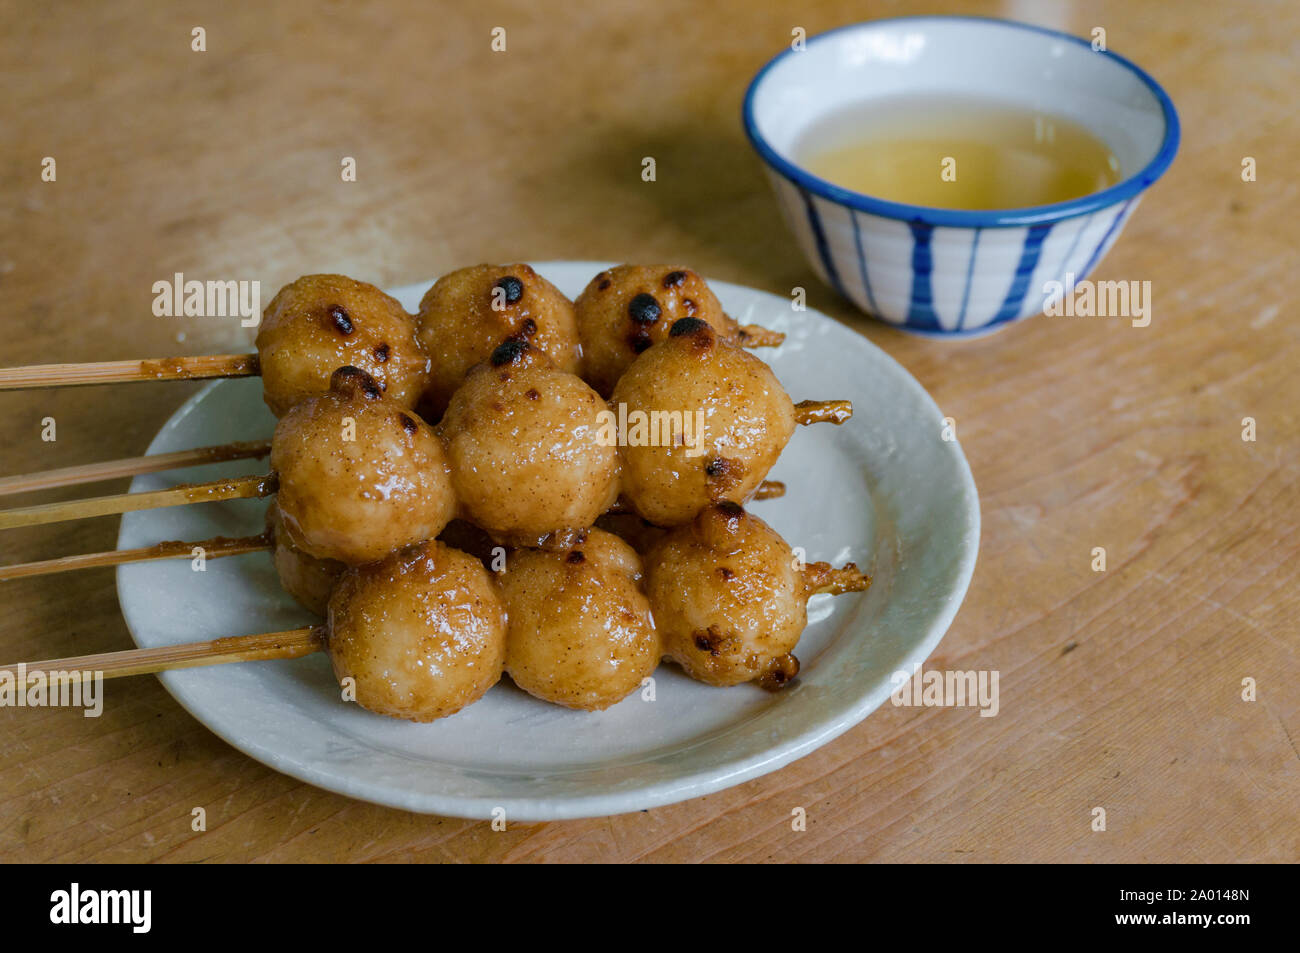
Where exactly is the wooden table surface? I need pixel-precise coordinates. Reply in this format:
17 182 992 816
0 0 1295 863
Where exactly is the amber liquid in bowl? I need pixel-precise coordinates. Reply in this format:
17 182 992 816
796 95 1121 211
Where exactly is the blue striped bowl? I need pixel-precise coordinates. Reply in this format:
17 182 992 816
743 16 1179 337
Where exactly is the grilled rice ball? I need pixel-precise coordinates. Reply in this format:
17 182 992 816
499 529 659 711
439 340 620 547
265 502 345 616
646 502 869 689
415 263 581 419
610 319 796 526
255 274 429 417
271 366 456 563
326 540 507 721
575 264 744 397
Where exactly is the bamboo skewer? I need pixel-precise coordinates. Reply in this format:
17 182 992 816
0 532 272 581
0 482 788 580
794 399 854 426
0 354 259 390
0 473 277 530
750 480 786 501
0 439 272 497
0 626 325 685
0 477 776 534
602 479 785 517
735 324 786 348
804 561 872 596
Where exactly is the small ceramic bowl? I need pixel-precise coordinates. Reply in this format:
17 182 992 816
743 16 1180 337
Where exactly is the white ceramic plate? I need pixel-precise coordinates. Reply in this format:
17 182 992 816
116 262 979 821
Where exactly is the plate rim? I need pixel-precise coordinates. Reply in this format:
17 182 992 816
116 261 981 821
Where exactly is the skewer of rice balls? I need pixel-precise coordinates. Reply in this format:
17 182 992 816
251 265 869 720
254 264 786 421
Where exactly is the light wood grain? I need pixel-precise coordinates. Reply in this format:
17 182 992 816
0 0 1295 863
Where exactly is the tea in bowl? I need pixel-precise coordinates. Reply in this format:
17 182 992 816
743 16 1179 336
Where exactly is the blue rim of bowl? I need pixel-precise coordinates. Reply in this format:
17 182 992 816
742 15 1181 229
